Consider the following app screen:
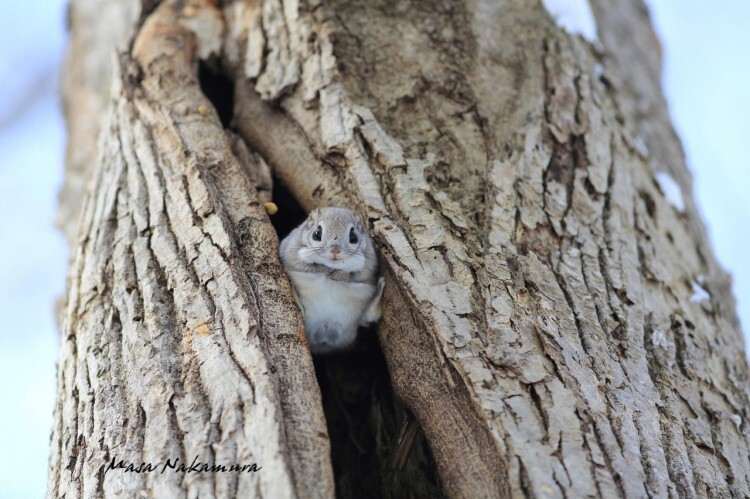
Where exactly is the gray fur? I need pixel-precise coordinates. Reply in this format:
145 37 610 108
279 207 384 353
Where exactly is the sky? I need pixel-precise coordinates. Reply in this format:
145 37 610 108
0 1 747 497
0 1 68 497
645 0 750 335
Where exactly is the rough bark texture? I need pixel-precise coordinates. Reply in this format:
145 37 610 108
56 0 141 242
52 0 750 497
50 2 333 497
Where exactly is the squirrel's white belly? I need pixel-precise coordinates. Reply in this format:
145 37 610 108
287 271 377 353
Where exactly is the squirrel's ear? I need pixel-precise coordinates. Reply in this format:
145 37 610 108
310 208 320 219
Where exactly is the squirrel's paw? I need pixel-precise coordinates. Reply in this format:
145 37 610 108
361 276 385 325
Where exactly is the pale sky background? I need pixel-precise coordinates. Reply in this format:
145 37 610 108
0 1 747 497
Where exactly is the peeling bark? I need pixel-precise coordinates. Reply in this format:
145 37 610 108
52 0 750 497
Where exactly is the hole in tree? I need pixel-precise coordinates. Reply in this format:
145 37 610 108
314 332 443 498
268 177 443 498
269 176 307 240
198 61 235 128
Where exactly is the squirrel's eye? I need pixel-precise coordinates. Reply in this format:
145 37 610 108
312 225 323 241
349 227 359 244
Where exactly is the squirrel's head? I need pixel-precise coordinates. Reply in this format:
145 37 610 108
297 207 372 272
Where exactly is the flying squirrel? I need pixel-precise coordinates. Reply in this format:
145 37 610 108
279 207 385 353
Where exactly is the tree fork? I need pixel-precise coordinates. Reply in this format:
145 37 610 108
52 0 750 497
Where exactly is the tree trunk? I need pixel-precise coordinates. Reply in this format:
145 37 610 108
50 0 750 497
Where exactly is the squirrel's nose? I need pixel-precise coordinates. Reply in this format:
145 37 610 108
330 245 341 255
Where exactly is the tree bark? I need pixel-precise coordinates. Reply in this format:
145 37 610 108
51 0 750 498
